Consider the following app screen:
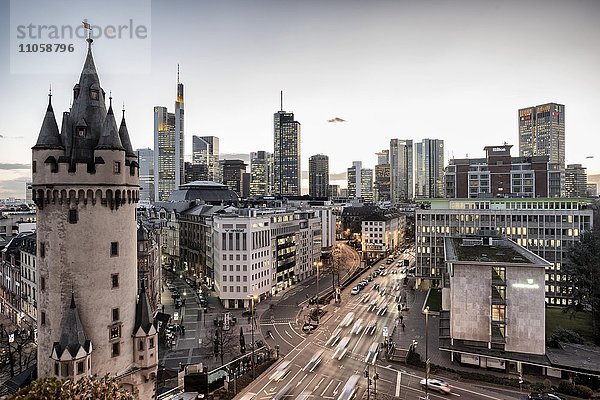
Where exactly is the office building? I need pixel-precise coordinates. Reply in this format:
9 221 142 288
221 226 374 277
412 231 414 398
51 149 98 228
31 38 156 397
442 237 548 371
154 68 185 201
415 197 593 305
308 154 329 198
564 164 587 198
192 135 220 182
184 161 209 183
586 183 597 197
360 168 374 203
221 159 247 197
376 149 389 166
250 151 273 197
136 147 154 203
444 144 556 198
518 103 565 169
390 139 413 202
361 210 404 262
273 99 301 196
374 164 391 202
347 161 362 200
415 139 444 198
328 184 340 199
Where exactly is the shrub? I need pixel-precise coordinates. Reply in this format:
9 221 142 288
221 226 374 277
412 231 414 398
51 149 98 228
558 380 576 395
574 385 594 399
530 382 546 392
548 328 585 348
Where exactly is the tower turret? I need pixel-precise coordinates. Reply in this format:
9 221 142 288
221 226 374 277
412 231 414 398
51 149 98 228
33 91 63 150
96 96 124 151
119 106 136 158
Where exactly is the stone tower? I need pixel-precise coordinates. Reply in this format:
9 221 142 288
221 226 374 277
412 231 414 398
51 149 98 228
32 38 157 399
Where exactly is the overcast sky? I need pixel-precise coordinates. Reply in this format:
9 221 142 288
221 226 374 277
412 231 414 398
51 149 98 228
1 0 600 198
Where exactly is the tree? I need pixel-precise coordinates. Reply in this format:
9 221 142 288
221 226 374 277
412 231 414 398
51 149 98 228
205 319 238 366
0 322 37 379
566 204 600 344
9 375 136 400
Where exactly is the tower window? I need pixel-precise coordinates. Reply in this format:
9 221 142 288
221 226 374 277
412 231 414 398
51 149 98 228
114 161 121 174
41 312 46 325
41 277 46 291
111 274 119 288
112 308 120 321
111 342 120 357
77 361 84 374
138 339 144 351
110 325 121 340
90 90 99 100
110 242 119 257
40 242 45 258
32 161 36 173
54 362 59 376
68 209 78 224
149 338 155 349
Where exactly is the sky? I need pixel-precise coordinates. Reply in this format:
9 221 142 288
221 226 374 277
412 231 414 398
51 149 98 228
1 0 600 198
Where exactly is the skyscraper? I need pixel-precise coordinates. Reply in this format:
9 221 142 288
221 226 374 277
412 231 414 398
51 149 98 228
361 168 374 203
390 139 413 202
250 151 273 197
565 164 588 198
136 147 154 203
519 103 565 169
374 164 391 202
415 138 444 198
192 135 220 182
347 161 362 199
221 159 247 197
273 93 301 196
154 67 185 201
31 38 156 399
308 154 329 198
376 150 389 165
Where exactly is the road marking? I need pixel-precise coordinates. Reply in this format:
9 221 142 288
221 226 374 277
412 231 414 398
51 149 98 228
289 322 305 339
302 373 319 394
333 381 341 396
321 379 333 397
296 374 307 388
396 371 402 397
314 376 325 392
284 330 293 338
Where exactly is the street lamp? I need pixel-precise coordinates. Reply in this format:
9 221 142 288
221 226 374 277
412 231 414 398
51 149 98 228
424 305 430 400
247 294 256 379
313 261 323 323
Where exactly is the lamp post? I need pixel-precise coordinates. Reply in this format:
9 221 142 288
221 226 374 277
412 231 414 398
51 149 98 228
314 261 322 323
425 305 430 400
247 295 256 379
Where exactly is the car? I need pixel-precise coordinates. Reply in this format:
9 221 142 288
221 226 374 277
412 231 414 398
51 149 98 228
372 284 380 291
420 378 451 394
527 393 564 400
386 259 393 264
350 286 360 295
391 268 397 274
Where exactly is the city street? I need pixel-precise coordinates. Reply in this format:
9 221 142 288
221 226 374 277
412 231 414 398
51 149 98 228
236 250 526 400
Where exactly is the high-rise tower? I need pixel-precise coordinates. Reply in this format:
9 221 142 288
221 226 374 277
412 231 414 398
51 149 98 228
518 103 565 169
273 92 301 196
308 154 329 198
32 38 157 398
154 66 185 201
390 139 413 202
415 138 444 198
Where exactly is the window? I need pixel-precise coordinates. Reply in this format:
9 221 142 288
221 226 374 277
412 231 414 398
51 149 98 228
110 325 121 340
77 361 84 374
90 90 99 100
32 161 36 173
41 312 46 325
149 338 155 348
40 242 45 258
54 362 59 376
68 209 78 224
114 161 121 174
112 342 120 357
61 362 69 377
111 274 119 288
112 308 119 321
41 277 46 291
110 242 119 257
138 339 144 351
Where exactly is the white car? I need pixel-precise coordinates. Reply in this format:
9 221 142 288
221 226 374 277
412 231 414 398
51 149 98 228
419 378 451 394
350 286 360 295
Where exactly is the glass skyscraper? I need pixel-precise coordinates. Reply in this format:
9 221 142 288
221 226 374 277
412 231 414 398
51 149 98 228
308 154 329 198
519 103 565 169
415 138 444 198
273 110 301 196
390 139 413 202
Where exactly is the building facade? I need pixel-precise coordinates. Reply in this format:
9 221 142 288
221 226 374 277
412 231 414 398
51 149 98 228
308 154 329 198
374 164 391 202
444 145 556 199
136 148 154 204
154 70 185 201
31 39 156 397
273 110 301 196
192 135 220 183
415 198 593 305
361 211 404 262
360 168 374 203
564 164 587 198
415 138 444 198
250 151 273 197
518 103 565 169
347 161 362 200
390 139 413 202
221 159 247 197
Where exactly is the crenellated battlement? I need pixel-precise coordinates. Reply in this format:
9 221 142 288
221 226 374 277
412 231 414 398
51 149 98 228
32 186 139 210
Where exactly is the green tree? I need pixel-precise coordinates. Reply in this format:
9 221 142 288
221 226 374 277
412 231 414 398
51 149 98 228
566 206 600 344
9 375 136 400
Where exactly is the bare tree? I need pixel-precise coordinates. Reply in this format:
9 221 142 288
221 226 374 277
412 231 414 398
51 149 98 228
204 320 238 366
0 322 36 379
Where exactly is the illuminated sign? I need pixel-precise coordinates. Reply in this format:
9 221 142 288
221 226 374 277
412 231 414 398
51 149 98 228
536 104 551 113
492 147 507 152
519 108 533 117
512 278 539 289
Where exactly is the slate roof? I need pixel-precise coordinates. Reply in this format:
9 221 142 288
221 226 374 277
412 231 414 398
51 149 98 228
133 280 154 335
32 95 63 150
53 293 92 358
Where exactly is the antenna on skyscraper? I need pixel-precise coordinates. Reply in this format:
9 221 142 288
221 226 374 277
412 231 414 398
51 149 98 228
280 90 283 111
177 64 180 84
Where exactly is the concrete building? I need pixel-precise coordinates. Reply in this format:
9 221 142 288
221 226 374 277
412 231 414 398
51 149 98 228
415 139 444 198
442 236 548 372
415 198 593 305
519 103 565 169
444 145 557 199
390 139 413 202
154 68 185 201
361 211 404 262
328 184 340 199
192 135 220 183
308 154 329 198
361 168 374 203
564 164 587 198
347 161 362 200
273 102 301 196
250 151 273 197
0 207 36 239
31 38 156 396
586 183 597 197
136 148 154 203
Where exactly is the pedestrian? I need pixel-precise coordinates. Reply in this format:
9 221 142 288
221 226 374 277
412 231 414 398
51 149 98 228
400 315 403 324
247 316 251 324
181 325 185 336
401 322 405 332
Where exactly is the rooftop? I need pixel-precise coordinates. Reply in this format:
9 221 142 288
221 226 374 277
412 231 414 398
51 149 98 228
445 237 550 267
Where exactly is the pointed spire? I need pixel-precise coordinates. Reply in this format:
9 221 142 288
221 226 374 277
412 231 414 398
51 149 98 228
70 291 76 309
134 279 154 335
119 103 136 157
55 291 91 358
96 92 124 151
33 90 63 149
